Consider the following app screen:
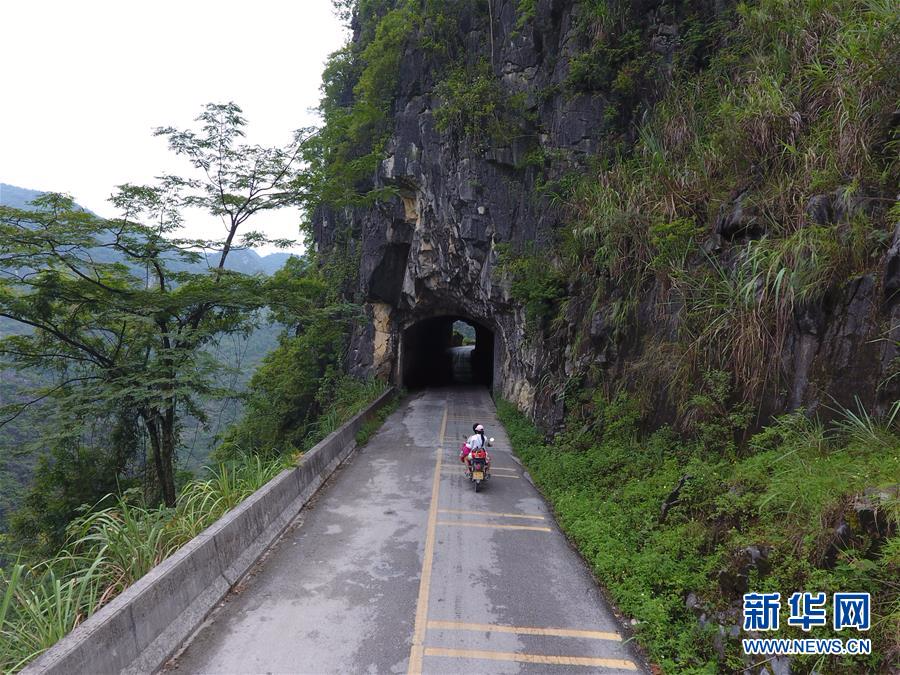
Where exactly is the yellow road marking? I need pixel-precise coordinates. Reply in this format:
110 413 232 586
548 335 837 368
426 620 621 641
436 521 551 533
407 401 448 675
424 647 637 670
437 509 545 521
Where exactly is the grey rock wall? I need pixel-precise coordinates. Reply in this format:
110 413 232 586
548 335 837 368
313 0 899 427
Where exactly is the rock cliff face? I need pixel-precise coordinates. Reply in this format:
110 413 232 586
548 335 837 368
313 0 899 428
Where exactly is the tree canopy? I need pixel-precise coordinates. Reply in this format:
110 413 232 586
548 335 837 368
0 103 303 508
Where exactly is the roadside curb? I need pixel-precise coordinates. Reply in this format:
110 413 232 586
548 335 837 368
23 387 397 675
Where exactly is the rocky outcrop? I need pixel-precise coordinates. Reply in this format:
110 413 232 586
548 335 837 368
314 0 899 428
316 0 611 413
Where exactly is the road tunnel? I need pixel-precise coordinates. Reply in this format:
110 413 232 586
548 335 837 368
400 316 494 389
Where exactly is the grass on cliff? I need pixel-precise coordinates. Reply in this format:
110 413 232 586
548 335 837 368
0 376 390 673
498 390 899 673
528 0 899 403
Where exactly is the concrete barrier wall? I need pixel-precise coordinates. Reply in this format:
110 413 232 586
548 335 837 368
24 387 396 675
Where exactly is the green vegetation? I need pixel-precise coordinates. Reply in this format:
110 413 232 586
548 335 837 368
567 26 656 126
0 455 283 671
514 0 537 30
214 254 361 461
0 234 388 660
498 389 899 672
0 103 302 508
301 2 418 209
0 95 394 670
1 0 895 670
495 243 566 333
307 0 496 210
9 435 141 555
355 387 400 446
0 375 389 672
531 0 898 407
433 59 530 149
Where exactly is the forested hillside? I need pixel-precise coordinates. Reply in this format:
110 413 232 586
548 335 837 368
0 183 290 533
306 0 899 671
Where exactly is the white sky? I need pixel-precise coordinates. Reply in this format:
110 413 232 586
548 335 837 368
0 0 347 253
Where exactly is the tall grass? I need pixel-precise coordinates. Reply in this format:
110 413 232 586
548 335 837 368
832 397 900 449
0 454 282 672
679 252 779 396
303 376 390 447
550 0 898 407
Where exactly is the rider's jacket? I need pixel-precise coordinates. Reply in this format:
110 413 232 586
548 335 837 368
465 433 485 450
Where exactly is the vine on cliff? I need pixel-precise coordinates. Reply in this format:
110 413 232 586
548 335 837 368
305 0 489 214
433 59 531 150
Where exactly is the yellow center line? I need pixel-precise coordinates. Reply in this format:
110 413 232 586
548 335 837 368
426 620 621 641
437 508 545 521
407 401 448 675
424 647 637 670
437 521 552 533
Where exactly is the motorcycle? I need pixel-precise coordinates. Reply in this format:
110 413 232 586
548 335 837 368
467 437 494 492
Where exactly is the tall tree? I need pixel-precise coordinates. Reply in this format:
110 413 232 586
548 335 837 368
0 103 303 506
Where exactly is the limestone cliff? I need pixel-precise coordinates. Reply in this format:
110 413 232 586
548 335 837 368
312 0 900 428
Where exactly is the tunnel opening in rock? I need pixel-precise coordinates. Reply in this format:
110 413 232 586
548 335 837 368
401 316 494 389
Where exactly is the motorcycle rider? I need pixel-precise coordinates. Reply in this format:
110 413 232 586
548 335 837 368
459 423 491 475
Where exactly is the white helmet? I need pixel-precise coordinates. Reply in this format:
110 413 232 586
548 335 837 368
474 424 484 432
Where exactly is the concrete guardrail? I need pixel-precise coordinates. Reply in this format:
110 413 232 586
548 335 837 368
24 387 397 675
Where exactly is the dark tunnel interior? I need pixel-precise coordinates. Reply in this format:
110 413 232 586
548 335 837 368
401 316 494 389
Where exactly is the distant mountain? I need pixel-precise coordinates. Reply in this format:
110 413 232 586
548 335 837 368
0 184 62 210
0 183 296 275
0 184 291 530
210 249 293 275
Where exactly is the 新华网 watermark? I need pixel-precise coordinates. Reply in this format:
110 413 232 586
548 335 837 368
741 592 871 657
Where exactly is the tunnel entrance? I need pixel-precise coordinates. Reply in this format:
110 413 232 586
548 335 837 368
401 316 494 390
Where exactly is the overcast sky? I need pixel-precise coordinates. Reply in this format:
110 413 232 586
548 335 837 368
1 0 347 253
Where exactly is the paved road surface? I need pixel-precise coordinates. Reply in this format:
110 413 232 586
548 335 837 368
168 387 644 674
